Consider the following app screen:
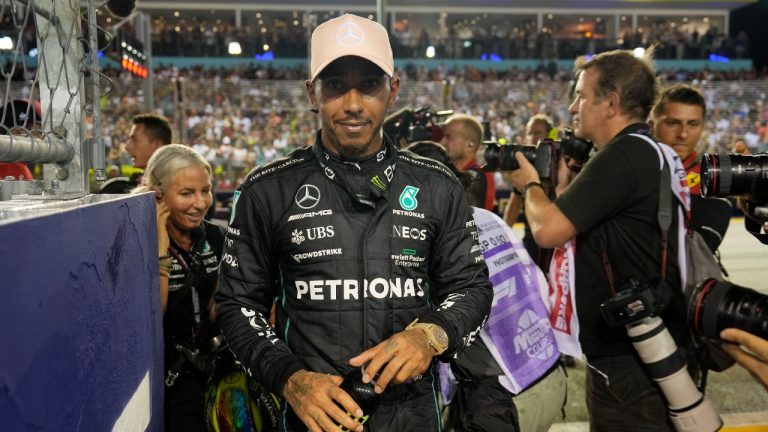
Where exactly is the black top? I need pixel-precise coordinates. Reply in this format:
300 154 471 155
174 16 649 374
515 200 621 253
555 123 688 357
215 133 493 397
164 220 225 368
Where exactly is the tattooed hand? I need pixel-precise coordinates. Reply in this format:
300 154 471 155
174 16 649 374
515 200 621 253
283 370 364 432
348 329 434 394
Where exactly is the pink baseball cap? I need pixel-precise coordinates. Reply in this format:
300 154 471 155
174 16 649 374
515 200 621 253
309 14 394 81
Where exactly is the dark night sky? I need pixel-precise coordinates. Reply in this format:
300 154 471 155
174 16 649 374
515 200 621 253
731 0 768 69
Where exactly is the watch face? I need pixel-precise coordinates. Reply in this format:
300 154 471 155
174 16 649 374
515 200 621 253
432 326 448 348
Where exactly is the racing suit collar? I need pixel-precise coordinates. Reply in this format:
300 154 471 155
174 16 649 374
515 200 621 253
312 130 399 207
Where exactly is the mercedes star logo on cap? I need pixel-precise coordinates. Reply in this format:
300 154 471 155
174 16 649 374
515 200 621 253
335 21 365 47
295 184 321 209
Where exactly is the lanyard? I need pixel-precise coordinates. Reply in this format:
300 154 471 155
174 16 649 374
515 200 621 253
168 245 202 330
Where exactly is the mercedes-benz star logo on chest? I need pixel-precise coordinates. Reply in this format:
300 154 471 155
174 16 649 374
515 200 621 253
335 22 365 47
295 184 321 209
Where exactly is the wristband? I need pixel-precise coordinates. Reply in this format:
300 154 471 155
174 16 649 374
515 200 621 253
523 181 544 196
159 256 173 276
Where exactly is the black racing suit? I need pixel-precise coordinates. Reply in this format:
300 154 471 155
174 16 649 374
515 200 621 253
216 134 493 431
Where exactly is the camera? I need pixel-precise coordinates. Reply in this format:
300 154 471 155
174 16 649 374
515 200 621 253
558 128 594 171
701 153 768 204
601 281 722 431
688 278 768 341
383 107 453 146
480 128 593 179
599 279 670 328
481 140 555 177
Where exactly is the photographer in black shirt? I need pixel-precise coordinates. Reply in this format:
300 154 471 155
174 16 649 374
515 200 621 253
508 50 693 430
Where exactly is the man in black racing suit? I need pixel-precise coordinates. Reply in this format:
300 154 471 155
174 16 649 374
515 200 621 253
215 14 492 432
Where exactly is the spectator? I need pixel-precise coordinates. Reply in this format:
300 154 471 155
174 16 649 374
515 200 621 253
441 114 497 210
215 14 492 432
650 84 731 252
100 113 173 193
132 144 226 431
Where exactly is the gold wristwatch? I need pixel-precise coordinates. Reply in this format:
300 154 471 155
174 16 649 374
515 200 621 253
406 319 449 355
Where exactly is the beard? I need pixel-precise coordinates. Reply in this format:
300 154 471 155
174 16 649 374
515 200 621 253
321 118 384 159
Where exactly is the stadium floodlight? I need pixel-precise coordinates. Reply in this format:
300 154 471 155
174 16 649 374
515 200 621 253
0 36 13 50
633 47 646 58
228 42 242 55
426 46 436 58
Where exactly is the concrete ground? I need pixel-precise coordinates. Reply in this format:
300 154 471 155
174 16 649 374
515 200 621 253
540 218 768 431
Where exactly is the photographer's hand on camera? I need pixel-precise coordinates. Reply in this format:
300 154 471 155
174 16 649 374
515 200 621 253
348 327 436 394
556 155 580 196
283 370 364 432
508 152 577 247
720 328 768 391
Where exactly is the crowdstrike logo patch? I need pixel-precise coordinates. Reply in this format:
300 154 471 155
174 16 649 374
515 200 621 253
335 21 365 47
295 184 321 209
292 248 343 263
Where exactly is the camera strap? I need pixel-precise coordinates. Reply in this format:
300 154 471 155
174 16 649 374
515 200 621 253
598 137 676 294
657 157 673 280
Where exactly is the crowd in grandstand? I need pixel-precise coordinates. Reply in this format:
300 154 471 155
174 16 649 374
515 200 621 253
95 62 768 194
139 14 748 61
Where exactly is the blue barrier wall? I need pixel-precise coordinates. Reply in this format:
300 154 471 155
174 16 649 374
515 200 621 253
0 194 163 432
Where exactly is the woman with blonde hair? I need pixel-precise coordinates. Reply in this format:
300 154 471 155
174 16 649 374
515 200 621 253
134 144 225 431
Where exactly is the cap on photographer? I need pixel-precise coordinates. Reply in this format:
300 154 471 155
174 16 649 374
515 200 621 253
650 84 731 252
507 49 696 431
440 114 496 210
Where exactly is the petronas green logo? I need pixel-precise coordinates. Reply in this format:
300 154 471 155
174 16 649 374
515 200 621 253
399 185 419 211
230 190 241 224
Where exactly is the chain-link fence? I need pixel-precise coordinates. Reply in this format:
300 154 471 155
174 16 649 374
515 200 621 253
0 0 110 203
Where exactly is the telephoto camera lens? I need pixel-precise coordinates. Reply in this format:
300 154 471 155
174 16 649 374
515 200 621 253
482 142 538 171
701 153 768 198
688 278 768 341
627 316 722 431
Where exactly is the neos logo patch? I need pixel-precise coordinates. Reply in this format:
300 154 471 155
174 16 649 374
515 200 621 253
295 184 321 209
399 185 419 211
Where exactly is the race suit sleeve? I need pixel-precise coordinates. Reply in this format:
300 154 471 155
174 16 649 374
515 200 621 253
422 180 493 359
215 187 304 395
